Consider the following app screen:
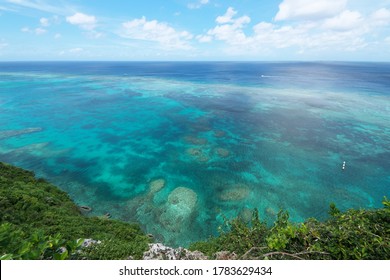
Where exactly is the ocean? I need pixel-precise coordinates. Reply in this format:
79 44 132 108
0 61 389 246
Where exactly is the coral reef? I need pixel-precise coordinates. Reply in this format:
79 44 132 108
238 208 253 223
214 130 226 138
215 147 230 157
190 119 211 132
186 147 202 156
218 184 250 201
148 178 165 194
167 187 197 209
10 142 69 158
0 127 42 140
184 135 208 145
186 148 210 162
265 207 277 218
159 187 198 232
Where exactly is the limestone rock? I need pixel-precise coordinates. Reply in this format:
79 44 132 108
143 243 208 260
81 238 101 248
214 251 238 260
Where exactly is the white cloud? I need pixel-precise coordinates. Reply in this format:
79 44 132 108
21 26 46 35
370 8 390 26
0 40 8 50
215 7 250 27
203 6 372 56
59 47 84 56
196 34 212 43
322 10 363 31
34 27 46 35
275 0 347 21
21 16 61 37
250 21 367 54
69 47 83 53
252 22 309 50
120 17 193 50
40 17 49 26
0 5 16 12
216 7 237 24
207 7 251 45
188 0 209 9
54 33 61 39
66 12 97 30
88 30 103 39
208 24 249 45
6 0 71 15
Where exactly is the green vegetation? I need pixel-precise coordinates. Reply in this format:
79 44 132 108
1 161 389 260
0 162 150 260
190 201 390 259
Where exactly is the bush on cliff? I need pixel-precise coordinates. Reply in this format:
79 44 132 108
0 162 150 260
189 199 390 259
1 161 389 260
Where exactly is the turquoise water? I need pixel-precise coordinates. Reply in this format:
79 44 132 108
0 62 389 246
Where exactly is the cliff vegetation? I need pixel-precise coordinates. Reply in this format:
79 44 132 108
1 162 389 260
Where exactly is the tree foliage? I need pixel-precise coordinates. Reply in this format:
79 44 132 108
0 162 150 260
190 200 390 260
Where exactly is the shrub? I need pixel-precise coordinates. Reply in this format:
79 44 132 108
0 162 149 260
190 200 390 260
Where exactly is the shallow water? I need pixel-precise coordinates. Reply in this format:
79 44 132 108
0 62 389 246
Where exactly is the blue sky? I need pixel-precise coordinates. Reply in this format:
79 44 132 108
1 0 390 61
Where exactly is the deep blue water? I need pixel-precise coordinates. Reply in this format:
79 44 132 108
0 62 389 246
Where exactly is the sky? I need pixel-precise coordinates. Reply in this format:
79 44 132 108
1 0 390 61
